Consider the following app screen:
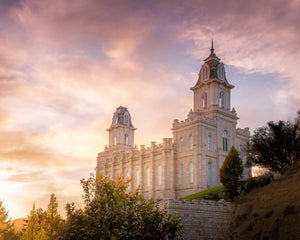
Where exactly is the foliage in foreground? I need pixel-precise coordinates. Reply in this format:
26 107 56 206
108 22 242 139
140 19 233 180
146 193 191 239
58 174 183 240
220 146 243 197
21 193 63 240
0 201 19 240
247 114 300 174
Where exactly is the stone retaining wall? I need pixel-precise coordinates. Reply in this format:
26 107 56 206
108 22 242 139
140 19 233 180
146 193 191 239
161 199 233 240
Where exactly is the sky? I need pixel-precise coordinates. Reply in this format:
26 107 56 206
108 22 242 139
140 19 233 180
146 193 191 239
0 0 299 219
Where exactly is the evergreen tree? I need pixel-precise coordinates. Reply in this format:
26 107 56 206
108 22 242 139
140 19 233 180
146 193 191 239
21 204 47 240
45 193 63 240
0 201 18 240
220 146 243 197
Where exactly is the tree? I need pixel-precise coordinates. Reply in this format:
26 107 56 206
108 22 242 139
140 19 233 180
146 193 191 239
220 146 243 197
21 204 47 240
58 174 183 240
247 119 300 174
0 201 19 240
21 194 63 240
44 193 63 240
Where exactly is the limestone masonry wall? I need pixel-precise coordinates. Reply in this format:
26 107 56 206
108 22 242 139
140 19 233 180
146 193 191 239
161 199 233 240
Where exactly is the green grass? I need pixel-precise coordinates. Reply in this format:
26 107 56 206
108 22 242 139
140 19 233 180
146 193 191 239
181 185 225 201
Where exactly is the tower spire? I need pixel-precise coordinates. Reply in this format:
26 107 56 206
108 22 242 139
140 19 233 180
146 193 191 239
210 39 214 55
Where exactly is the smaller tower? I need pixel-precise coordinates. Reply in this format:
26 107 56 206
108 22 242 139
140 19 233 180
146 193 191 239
107 106 136 148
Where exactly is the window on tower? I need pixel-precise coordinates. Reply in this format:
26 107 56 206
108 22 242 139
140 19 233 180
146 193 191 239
124 113 129 125
219 91 225 108
223 131 228 152
208 135 212 150
114 136 117 145
179 138 183 152
189 135 193 150
124 134 129 145
202 92 207 109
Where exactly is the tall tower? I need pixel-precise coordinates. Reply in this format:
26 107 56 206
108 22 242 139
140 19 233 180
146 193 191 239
107 106 136 148
191 40 235 118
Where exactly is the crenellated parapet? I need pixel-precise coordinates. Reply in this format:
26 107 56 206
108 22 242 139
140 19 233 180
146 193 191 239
236 127 250 137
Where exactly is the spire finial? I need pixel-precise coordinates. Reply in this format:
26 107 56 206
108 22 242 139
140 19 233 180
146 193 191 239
210 39 214 54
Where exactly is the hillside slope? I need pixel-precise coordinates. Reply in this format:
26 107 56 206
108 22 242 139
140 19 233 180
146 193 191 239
230 167 300 240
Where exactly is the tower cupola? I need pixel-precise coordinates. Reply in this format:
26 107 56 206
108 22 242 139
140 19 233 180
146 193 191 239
190 41 235 114
107 106 136 148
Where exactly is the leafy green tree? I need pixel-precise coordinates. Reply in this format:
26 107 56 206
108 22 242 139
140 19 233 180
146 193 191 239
0 201 19 240
220 146 243 197
58 174 183 240
247 119 300 174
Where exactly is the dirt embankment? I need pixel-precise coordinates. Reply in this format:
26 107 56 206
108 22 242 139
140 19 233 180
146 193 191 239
230 167 300 240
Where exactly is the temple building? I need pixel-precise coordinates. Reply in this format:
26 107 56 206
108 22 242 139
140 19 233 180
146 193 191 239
96 42 250 199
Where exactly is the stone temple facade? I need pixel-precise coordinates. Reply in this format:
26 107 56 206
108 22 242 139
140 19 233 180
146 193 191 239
96 43 250 200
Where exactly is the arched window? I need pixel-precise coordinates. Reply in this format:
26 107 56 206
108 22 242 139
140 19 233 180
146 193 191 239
147 167 150 186
219 91 225 108
202 92 207 109
113 136 117 145
136 170 140 186
124 134 129 145
179 138 183 152
189 135 193 150
180 164 183 184
158 165 162 185
208 135 212 150
218 66 224 80
208 162 213 187
223 131 228 152
189 163 193 183
202 66 209 80
124 114 129 125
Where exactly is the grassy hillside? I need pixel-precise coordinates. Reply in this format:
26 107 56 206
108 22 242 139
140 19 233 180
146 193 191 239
230 166 300 240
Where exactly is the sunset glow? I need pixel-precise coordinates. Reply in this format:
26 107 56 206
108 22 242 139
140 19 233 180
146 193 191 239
0 0 299 218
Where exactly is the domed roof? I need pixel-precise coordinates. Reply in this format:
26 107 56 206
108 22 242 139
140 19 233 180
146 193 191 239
110 106 134 128
191 41 233 90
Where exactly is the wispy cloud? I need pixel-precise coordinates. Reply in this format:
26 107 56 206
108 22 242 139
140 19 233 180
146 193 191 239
0 0 299 218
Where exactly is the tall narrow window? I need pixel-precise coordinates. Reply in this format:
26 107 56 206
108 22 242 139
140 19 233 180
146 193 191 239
208 135 212 150
239 144 243 158
158 165 162 185
189 135 193 150
179 138 183 152
180 164 183 184
219 91 225 108
114 136 117 145
124 134 129 145
208 162 213 187
147 167 150 186
223 131 228 152
136 170 140 186
189 163 193 183
124 114 129 125
202 92 207 109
